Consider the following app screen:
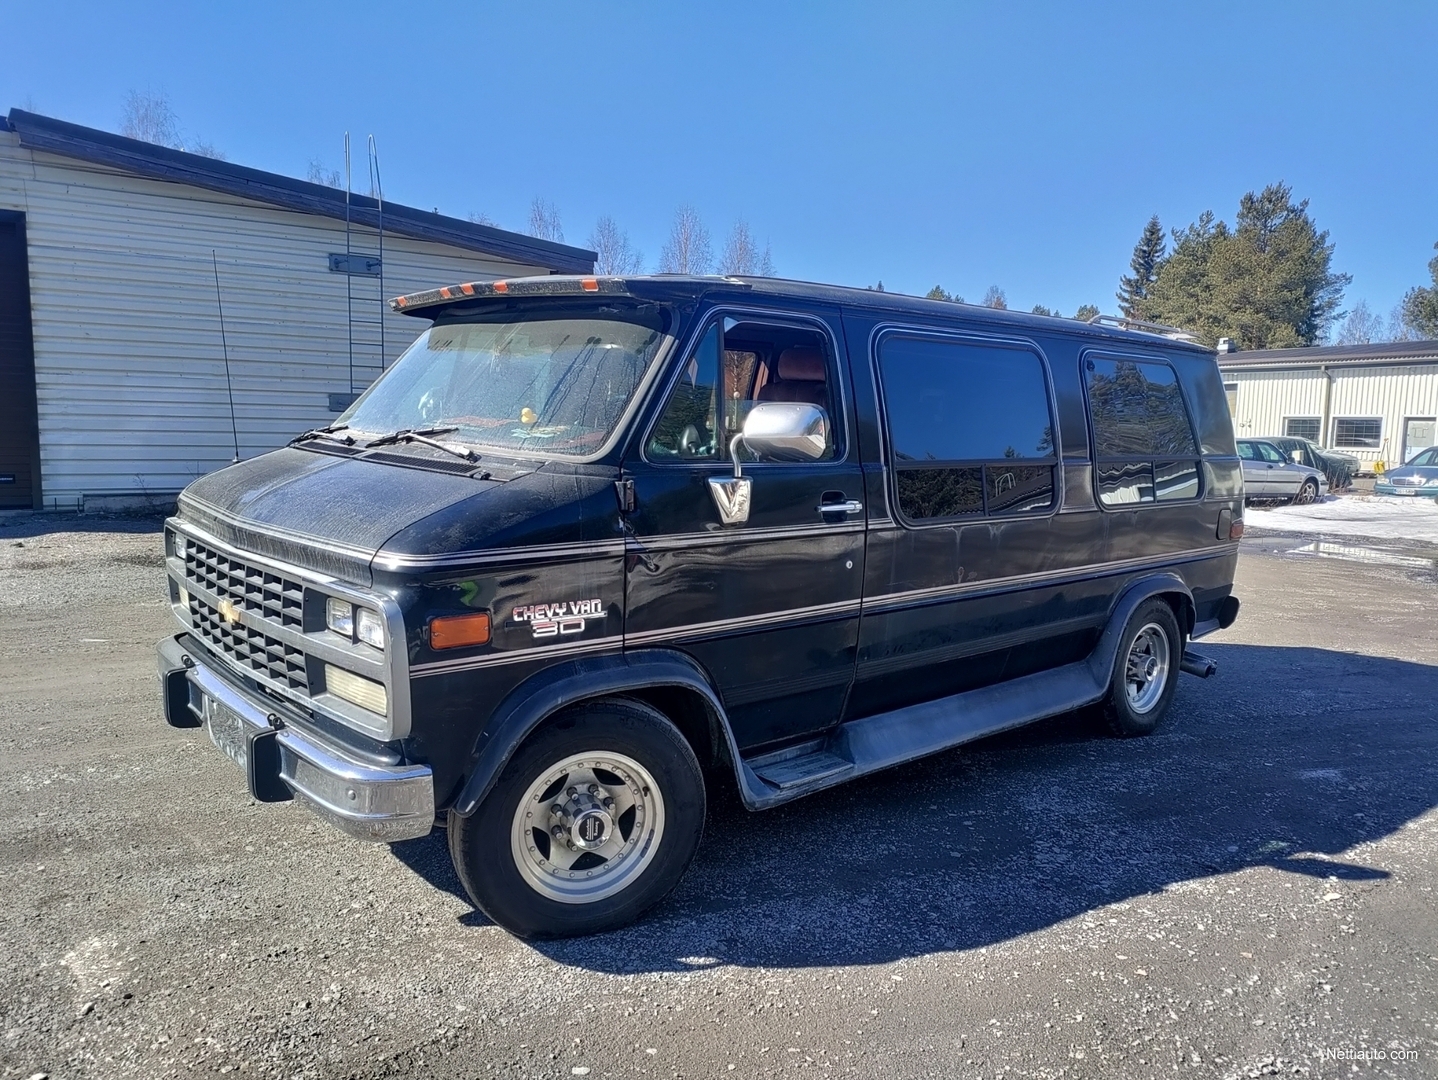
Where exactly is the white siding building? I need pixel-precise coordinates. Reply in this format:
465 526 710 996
1218 340 1438 472
0 109 594 511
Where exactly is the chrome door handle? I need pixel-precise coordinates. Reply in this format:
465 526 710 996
817 500 863 515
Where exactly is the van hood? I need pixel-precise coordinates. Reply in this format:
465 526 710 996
176 447 507 584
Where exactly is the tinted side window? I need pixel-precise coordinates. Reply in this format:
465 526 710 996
878 336 1056 522
1086 356 1201 506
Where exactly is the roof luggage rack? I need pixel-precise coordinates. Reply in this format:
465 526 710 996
1086 313 1203 344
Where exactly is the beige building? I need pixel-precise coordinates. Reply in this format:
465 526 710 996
1218 340 1438 472
0 109 594 511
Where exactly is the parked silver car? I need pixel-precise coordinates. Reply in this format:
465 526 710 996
1236 439 1329 504
1375 446 1438 499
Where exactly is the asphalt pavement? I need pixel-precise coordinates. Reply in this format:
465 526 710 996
1 513 1436 1079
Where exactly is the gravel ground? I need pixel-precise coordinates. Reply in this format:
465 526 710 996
2 513 1436 1079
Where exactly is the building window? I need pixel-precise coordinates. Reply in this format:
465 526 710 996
1284 417 1321 442
1223 382 1238 417
1332 417 1382 449
877 336 1056 522
1086 356 1201 507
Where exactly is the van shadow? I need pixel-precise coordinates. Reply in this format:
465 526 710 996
394 643 1437 970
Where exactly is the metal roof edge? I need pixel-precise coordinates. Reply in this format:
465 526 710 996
4 108 597 274
1217 340 1438 369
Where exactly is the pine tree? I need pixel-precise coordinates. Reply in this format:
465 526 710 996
1142 184 1349 348
1400 241 1438 338
1073 304 1100 322
1116 215 1166 319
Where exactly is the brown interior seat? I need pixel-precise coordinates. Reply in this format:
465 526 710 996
756 346 829 412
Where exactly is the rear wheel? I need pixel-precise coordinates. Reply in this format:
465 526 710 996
448 697 706 938
1292 478 1319 504
1103 599 1181 738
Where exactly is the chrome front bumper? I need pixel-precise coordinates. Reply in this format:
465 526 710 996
158 636 434 842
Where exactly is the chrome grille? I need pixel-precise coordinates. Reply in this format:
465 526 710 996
183 538 305 630
190 594 309 692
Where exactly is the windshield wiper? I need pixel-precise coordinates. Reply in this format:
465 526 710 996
364 426 480 463
291 424 355 446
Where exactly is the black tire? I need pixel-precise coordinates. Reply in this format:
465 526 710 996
1102 598 1182 738
1292 479 1318 505
448 697 705 938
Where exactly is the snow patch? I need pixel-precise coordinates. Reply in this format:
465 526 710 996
1246 495 1438 544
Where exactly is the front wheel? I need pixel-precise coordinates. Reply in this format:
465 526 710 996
1292 479 1318 504
1103 598 1181 737
448 697 706 938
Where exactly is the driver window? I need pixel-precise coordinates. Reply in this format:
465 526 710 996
1259 443 1285 464
647 318 837 462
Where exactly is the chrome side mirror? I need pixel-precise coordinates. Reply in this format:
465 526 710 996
707 403 830 525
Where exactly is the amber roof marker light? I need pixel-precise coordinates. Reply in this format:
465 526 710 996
388 275 639 314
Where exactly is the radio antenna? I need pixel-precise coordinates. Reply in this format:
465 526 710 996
211 250 240 463
344 132 355 394
368 134 386 370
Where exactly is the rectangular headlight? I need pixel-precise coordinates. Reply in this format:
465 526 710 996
356 607 385 650
326 597 354 637
325 664 388 715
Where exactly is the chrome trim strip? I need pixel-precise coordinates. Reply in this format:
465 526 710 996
410 635 625 677
625 520 865 553
624 597 864 646
188 662 433 842
861 543 1238 614
375 539 629 572
169 516 412 741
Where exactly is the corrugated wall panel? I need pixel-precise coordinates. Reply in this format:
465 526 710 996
1329 365 1438 465
1224 369 1326 441
0 133 554 507
1221 363 1438 467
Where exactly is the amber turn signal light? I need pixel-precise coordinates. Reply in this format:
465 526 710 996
1229 519 1245 540
429 612 491 650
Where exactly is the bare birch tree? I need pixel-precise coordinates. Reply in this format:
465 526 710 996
719 220 775 277
659 206 712 274
588 216 645 275
528 198 564 243
982 285 1008 309
1334 299 1385 345
120 89 224 158
467 211 499 227
307 160 343 188
121 89 182 147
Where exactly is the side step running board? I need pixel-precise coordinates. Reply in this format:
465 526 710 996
737 658 1108 810
1179 651 1218 678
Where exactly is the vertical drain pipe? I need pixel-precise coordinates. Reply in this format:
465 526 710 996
1319 364 1333 448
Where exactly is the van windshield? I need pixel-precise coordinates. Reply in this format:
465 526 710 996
338 302 671 458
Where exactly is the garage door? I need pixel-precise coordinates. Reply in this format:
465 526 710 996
0 211 40 509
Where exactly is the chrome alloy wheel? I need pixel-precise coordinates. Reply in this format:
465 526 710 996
1123 622 1171 715
510 751 665 905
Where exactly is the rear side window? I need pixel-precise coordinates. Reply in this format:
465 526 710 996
1085 356 1201 506
878 336 1056 522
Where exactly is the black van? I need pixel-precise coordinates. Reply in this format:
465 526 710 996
157 275 1242 937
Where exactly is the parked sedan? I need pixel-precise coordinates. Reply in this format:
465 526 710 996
1260 436 1359 491
1375 446 1438 499
1236 439 1330 504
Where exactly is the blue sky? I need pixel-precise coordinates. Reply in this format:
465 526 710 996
4 2 1435 326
